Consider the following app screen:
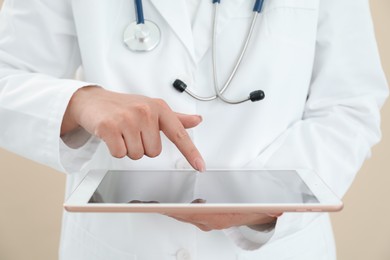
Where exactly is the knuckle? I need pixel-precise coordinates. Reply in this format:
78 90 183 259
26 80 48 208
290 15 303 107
154 98 172 111
94 118 116 138
117 110 133 123
154 98 170 110
175 128 189 142
134 104 153 118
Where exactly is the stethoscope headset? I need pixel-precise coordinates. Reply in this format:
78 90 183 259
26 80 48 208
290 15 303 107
124 0 265 105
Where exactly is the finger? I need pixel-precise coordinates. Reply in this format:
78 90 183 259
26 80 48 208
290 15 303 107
240 214 277 226
168 214 210 226
123 130 144 160
187 214 229 229
194 223 213 232
96 129 127 158
168 215 213 231
167 215 193 224
174 213 275 229
140 115 162 158
266 212 283 218
175 113 203 129
141 131 162 158
159 111 206 172
214 213 276 227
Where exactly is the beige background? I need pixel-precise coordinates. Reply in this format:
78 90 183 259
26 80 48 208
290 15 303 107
0 1 389 259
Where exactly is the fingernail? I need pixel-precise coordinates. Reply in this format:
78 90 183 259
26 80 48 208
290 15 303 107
197 115 203 122
194 158 206 172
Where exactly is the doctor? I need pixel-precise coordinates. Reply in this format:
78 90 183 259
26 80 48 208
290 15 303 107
0 0 387 259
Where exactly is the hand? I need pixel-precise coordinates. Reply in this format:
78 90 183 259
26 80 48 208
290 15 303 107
166 212 282 231
61 86 206 171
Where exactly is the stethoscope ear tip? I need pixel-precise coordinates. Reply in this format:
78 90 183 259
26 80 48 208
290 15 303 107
250 90 265 102
173 79 187 93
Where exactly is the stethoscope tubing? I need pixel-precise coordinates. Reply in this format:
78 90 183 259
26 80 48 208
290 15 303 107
129 0 265 104
181 1 262 104
125 0 161 52
212 4 260 104
253 0 265 13
134 0 145 24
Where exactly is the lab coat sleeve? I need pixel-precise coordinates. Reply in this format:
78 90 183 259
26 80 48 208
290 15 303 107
0 0 100 173
230 0 389 250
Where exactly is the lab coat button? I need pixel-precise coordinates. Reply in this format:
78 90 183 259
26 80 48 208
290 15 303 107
175 158 191 169
176 249 191 260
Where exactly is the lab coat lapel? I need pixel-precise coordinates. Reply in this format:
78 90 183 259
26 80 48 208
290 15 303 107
149 0 196 62
192 0 247 63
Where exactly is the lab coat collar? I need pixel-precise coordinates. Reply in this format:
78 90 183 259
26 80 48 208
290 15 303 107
149 0 248 64
149 0 196 62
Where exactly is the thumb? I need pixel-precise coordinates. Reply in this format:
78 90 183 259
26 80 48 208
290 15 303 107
175 113 203 129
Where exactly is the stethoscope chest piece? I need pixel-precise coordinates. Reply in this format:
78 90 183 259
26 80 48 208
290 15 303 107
123 20 161 52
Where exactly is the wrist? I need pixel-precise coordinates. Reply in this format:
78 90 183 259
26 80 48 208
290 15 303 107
60 85 101 136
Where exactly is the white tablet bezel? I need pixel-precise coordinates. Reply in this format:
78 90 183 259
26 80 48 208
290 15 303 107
64 169 343 213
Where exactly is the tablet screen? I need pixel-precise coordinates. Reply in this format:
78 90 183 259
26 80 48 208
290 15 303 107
88 170 319 204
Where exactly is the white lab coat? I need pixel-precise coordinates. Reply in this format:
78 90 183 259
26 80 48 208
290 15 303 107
0 0 388 259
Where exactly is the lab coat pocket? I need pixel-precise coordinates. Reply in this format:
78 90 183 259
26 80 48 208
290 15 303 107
230 0 318 49
263 0 318 44
244 128 290 169
238 214 332 260
231 0 318 18
266 0 318 11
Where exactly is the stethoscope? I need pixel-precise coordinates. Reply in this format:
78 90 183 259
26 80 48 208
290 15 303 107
124 0 265 105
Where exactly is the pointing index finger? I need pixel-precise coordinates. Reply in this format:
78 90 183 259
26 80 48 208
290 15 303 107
159 110 205 172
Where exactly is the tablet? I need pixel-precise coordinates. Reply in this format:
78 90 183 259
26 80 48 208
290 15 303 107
64 169 343 213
